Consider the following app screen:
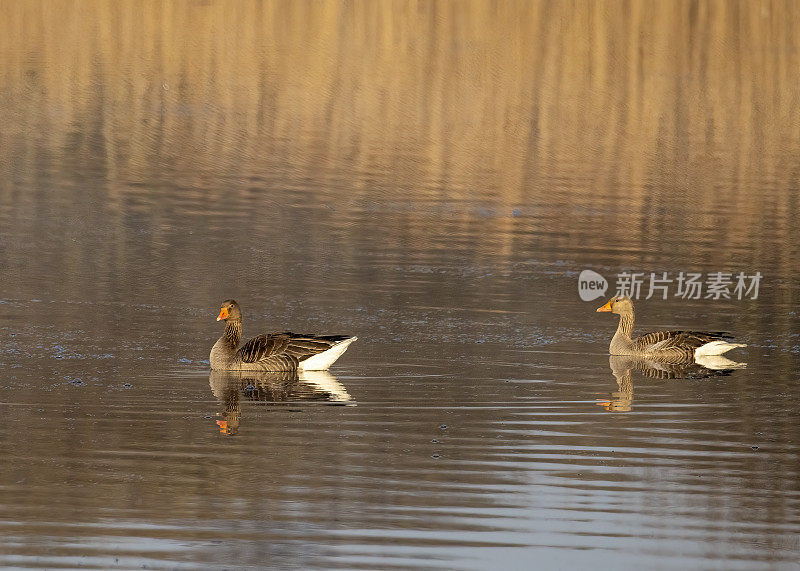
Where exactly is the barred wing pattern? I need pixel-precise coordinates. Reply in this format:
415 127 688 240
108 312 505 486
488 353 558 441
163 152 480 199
236 332 353 371
632 330 732 359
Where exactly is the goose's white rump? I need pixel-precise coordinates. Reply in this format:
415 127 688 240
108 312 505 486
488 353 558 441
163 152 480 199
299 337 358 371
694 340 747 357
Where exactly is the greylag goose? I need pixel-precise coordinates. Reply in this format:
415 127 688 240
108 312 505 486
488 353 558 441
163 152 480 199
210 299 357 371
596 296 745 359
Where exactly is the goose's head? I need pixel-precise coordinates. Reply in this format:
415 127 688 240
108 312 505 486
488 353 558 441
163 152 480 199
217 299 242 322
596 296 634 315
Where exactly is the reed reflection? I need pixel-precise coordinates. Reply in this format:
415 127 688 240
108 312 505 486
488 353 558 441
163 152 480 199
600 354 747 413
209 370 354 435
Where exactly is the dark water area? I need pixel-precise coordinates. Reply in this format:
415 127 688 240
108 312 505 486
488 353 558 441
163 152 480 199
1 1 799 569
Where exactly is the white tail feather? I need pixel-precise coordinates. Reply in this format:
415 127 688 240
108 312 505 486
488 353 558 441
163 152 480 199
298 337 357 371
694 340 746 357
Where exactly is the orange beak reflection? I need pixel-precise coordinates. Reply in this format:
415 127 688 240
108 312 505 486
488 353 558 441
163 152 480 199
217 307 229 321
596 299 613 312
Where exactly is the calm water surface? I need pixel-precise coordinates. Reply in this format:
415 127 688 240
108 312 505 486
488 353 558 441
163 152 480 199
1 2 799 569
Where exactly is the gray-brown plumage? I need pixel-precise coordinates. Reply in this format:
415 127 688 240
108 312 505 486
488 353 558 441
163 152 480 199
210 299 357 371
596 296 745 359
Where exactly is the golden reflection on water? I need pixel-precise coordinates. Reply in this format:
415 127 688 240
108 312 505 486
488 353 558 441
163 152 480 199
1 2 798 312
1 1 798 293
2 0 799 193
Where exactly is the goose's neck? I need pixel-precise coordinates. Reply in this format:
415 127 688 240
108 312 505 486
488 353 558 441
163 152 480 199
616 310 635 339
223 320 242 349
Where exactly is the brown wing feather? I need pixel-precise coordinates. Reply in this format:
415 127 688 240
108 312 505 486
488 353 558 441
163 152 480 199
237 332 352 367
237 333 289 362
633 330 731 358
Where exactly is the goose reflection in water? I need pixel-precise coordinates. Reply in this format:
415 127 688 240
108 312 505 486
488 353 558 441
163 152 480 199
209 370 354 435
599 354 747 413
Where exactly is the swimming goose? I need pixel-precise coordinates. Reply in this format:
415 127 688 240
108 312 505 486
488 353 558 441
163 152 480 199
596 296 745 359
210 299 357 371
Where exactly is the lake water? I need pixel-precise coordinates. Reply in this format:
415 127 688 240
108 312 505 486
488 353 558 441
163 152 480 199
1 1 799 569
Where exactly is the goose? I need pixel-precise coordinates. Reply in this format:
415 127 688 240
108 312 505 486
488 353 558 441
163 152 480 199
210 299 357 372
596 296 745 359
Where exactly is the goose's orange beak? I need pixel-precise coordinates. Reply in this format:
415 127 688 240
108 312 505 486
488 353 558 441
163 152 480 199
596 299 613 312
217 307 229 321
